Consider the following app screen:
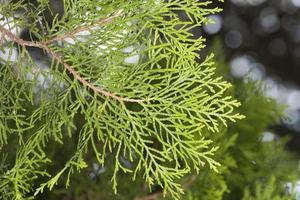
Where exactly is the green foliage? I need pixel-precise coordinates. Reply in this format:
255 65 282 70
242 177 295 200
162 44 299 200
37 43 300 200
0 0 244 199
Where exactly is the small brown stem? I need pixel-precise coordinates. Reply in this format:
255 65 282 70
0 14 143 103
44 12 121 44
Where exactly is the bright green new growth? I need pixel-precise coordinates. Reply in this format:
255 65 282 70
0 0 243 199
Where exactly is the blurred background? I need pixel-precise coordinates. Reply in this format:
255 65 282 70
202 0 300 153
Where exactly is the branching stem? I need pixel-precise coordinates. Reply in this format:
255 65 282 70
0 14 143 103
44 11 122 44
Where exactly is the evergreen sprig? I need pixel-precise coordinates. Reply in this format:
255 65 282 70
0 0 243 199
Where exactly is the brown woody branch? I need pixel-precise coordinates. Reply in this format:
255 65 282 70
0 14 143 103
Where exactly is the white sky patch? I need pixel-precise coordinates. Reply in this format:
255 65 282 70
262 131 276 142
74 30 91 42
288 90 300 110
246 62 266 81
230 56 252 78
291 0 300 7
74 30 91 36
0 15 21 41
283 108 300 125
122 46 135 53
63 37 76 45
124 54 140 64
203 15 222 34
0 47 18 62
286 180 300 200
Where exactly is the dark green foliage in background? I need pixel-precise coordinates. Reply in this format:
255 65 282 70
167 44 300 200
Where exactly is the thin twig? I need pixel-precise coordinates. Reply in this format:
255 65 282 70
0 25 39 47
44 12 121 44
0 15 143 103
45 47 142 102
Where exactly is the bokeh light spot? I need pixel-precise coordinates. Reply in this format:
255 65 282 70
203 15 222 34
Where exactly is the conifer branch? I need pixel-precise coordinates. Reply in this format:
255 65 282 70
0 23 143 103
0 1 246 199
